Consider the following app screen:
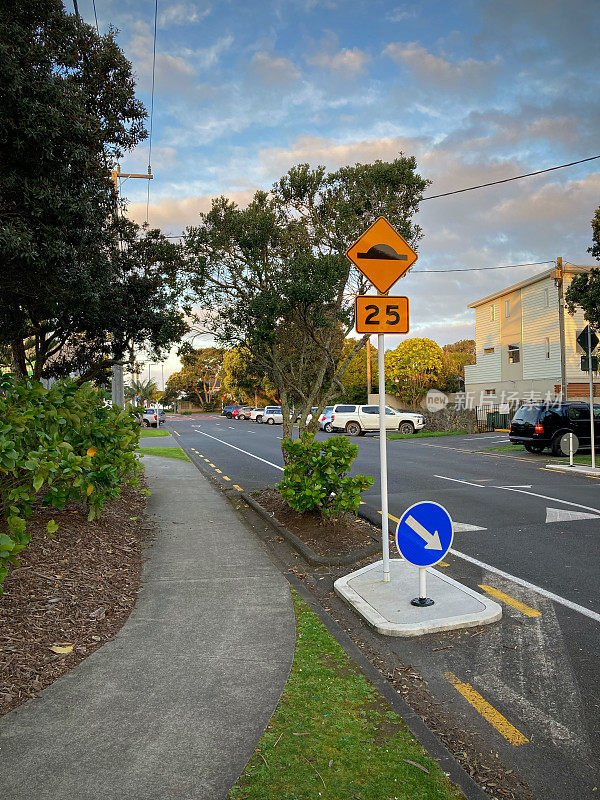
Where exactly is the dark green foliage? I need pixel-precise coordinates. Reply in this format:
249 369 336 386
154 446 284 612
277 433 373 517
0 375 142 592
566 267 600 329
0 1 188 380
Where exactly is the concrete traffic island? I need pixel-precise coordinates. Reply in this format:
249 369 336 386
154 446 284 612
335 559 502 636
545 462 600 477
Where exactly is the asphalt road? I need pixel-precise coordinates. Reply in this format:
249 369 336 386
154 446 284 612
166 415 600 800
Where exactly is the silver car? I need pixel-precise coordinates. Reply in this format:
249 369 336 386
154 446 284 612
139 407 165 428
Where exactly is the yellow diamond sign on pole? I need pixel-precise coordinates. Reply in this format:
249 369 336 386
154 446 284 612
346 217 418 294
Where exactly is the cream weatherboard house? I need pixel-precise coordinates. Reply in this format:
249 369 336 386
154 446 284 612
464 265 599 405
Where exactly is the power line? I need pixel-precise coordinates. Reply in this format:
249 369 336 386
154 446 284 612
421 155 600 201
91 0 99 34
412 260 555 274
146 0 159 225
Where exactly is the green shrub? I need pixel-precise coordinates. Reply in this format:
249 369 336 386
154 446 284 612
0 376 141 593
277 432 373 518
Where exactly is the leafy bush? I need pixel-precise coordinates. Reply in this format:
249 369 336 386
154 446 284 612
0 376 141 592
277 433 373 518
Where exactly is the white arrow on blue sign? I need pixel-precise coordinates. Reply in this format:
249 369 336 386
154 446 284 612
395 501 453 567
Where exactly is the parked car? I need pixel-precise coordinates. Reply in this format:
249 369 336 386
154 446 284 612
296 406 318 423
221 405 241 419
250 407 266 423
330 404 425 435
262 406 284 425
233 406 254 420
139 407 166 428
509 402 600 455
319 406 335 432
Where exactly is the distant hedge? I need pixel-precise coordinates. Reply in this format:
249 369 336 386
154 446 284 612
0 376 141 593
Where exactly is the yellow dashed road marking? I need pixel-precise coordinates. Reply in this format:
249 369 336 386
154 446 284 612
438 561 450 567
214 469 222 474
172 430 180 437
223 476 231 481
233 485 243 491
204 458 210 462
209 462 216 467
541 467 565 473
444 672 529 746
478 585 541 617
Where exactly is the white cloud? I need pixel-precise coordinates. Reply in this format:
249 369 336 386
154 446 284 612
306 47 370 76
189 35 234 70
127 190 257 233
250 52 301 86
384 41 501 92
158 2 211 28
386 6 417 22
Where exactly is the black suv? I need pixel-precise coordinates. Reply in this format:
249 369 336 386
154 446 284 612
510 402 600 455
221 404 241 419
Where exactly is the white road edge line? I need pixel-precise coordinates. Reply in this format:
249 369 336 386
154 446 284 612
195 431 284 471
434 475 485 488
496 485 600 515
449 548 600 624
435 475 600 515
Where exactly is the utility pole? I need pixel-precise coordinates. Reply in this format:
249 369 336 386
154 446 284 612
555 257 567 402
109 166 153 407
366 338 372 400
588 325 596 470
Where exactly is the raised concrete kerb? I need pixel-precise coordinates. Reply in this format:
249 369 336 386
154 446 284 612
545 463 600 477
334 559 502 637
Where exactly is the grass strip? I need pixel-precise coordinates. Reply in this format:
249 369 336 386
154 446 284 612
138 428 171 438
387 429 468 440
228 590 462 800
137 446 191 462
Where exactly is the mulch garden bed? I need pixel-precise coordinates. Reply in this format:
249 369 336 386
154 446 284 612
257 488 377 558
0 485 150 717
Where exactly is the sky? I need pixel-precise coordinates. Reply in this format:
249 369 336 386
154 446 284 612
79 0 600 383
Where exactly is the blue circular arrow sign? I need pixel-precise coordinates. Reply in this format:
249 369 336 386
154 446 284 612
395 501 453 567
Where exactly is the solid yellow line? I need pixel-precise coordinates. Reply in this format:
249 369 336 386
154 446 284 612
494 428 510 432
478 585 541 617
541 467 565 473
444 672 529 746
438 561 450 567
223 476 231 481
172 430 180 436
233 485 243 491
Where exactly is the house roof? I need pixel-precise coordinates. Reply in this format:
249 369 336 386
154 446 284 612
467 265 595 309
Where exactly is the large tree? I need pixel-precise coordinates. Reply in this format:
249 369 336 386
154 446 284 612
0 1 187 380
185 158 428 446
385 337 443 407
334 338 378 405
166 346 224 408
565 208 600 328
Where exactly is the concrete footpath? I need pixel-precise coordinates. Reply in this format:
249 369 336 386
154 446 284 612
0 455 296 800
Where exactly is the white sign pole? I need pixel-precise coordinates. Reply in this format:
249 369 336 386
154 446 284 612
588 326 596 470
378 332 390 582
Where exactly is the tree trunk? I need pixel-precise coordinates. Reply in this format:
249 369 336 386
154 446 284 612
11 337 27 379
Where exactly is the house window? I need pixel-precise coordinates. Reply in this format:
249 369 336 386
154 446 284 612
484 347 495 354
505 300 510 317
545 337 550 359
490 305 496 321
543 288 549 307
484 389 495 396
508 344 520 364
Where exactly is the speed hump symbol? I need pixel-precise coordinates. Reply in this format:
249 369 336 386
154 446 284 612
354 295 409 334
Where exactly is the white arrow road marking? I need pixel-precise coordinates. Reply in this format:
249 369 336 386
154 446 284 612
453 522 487 532
545 507 600 523
405 515 443 549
